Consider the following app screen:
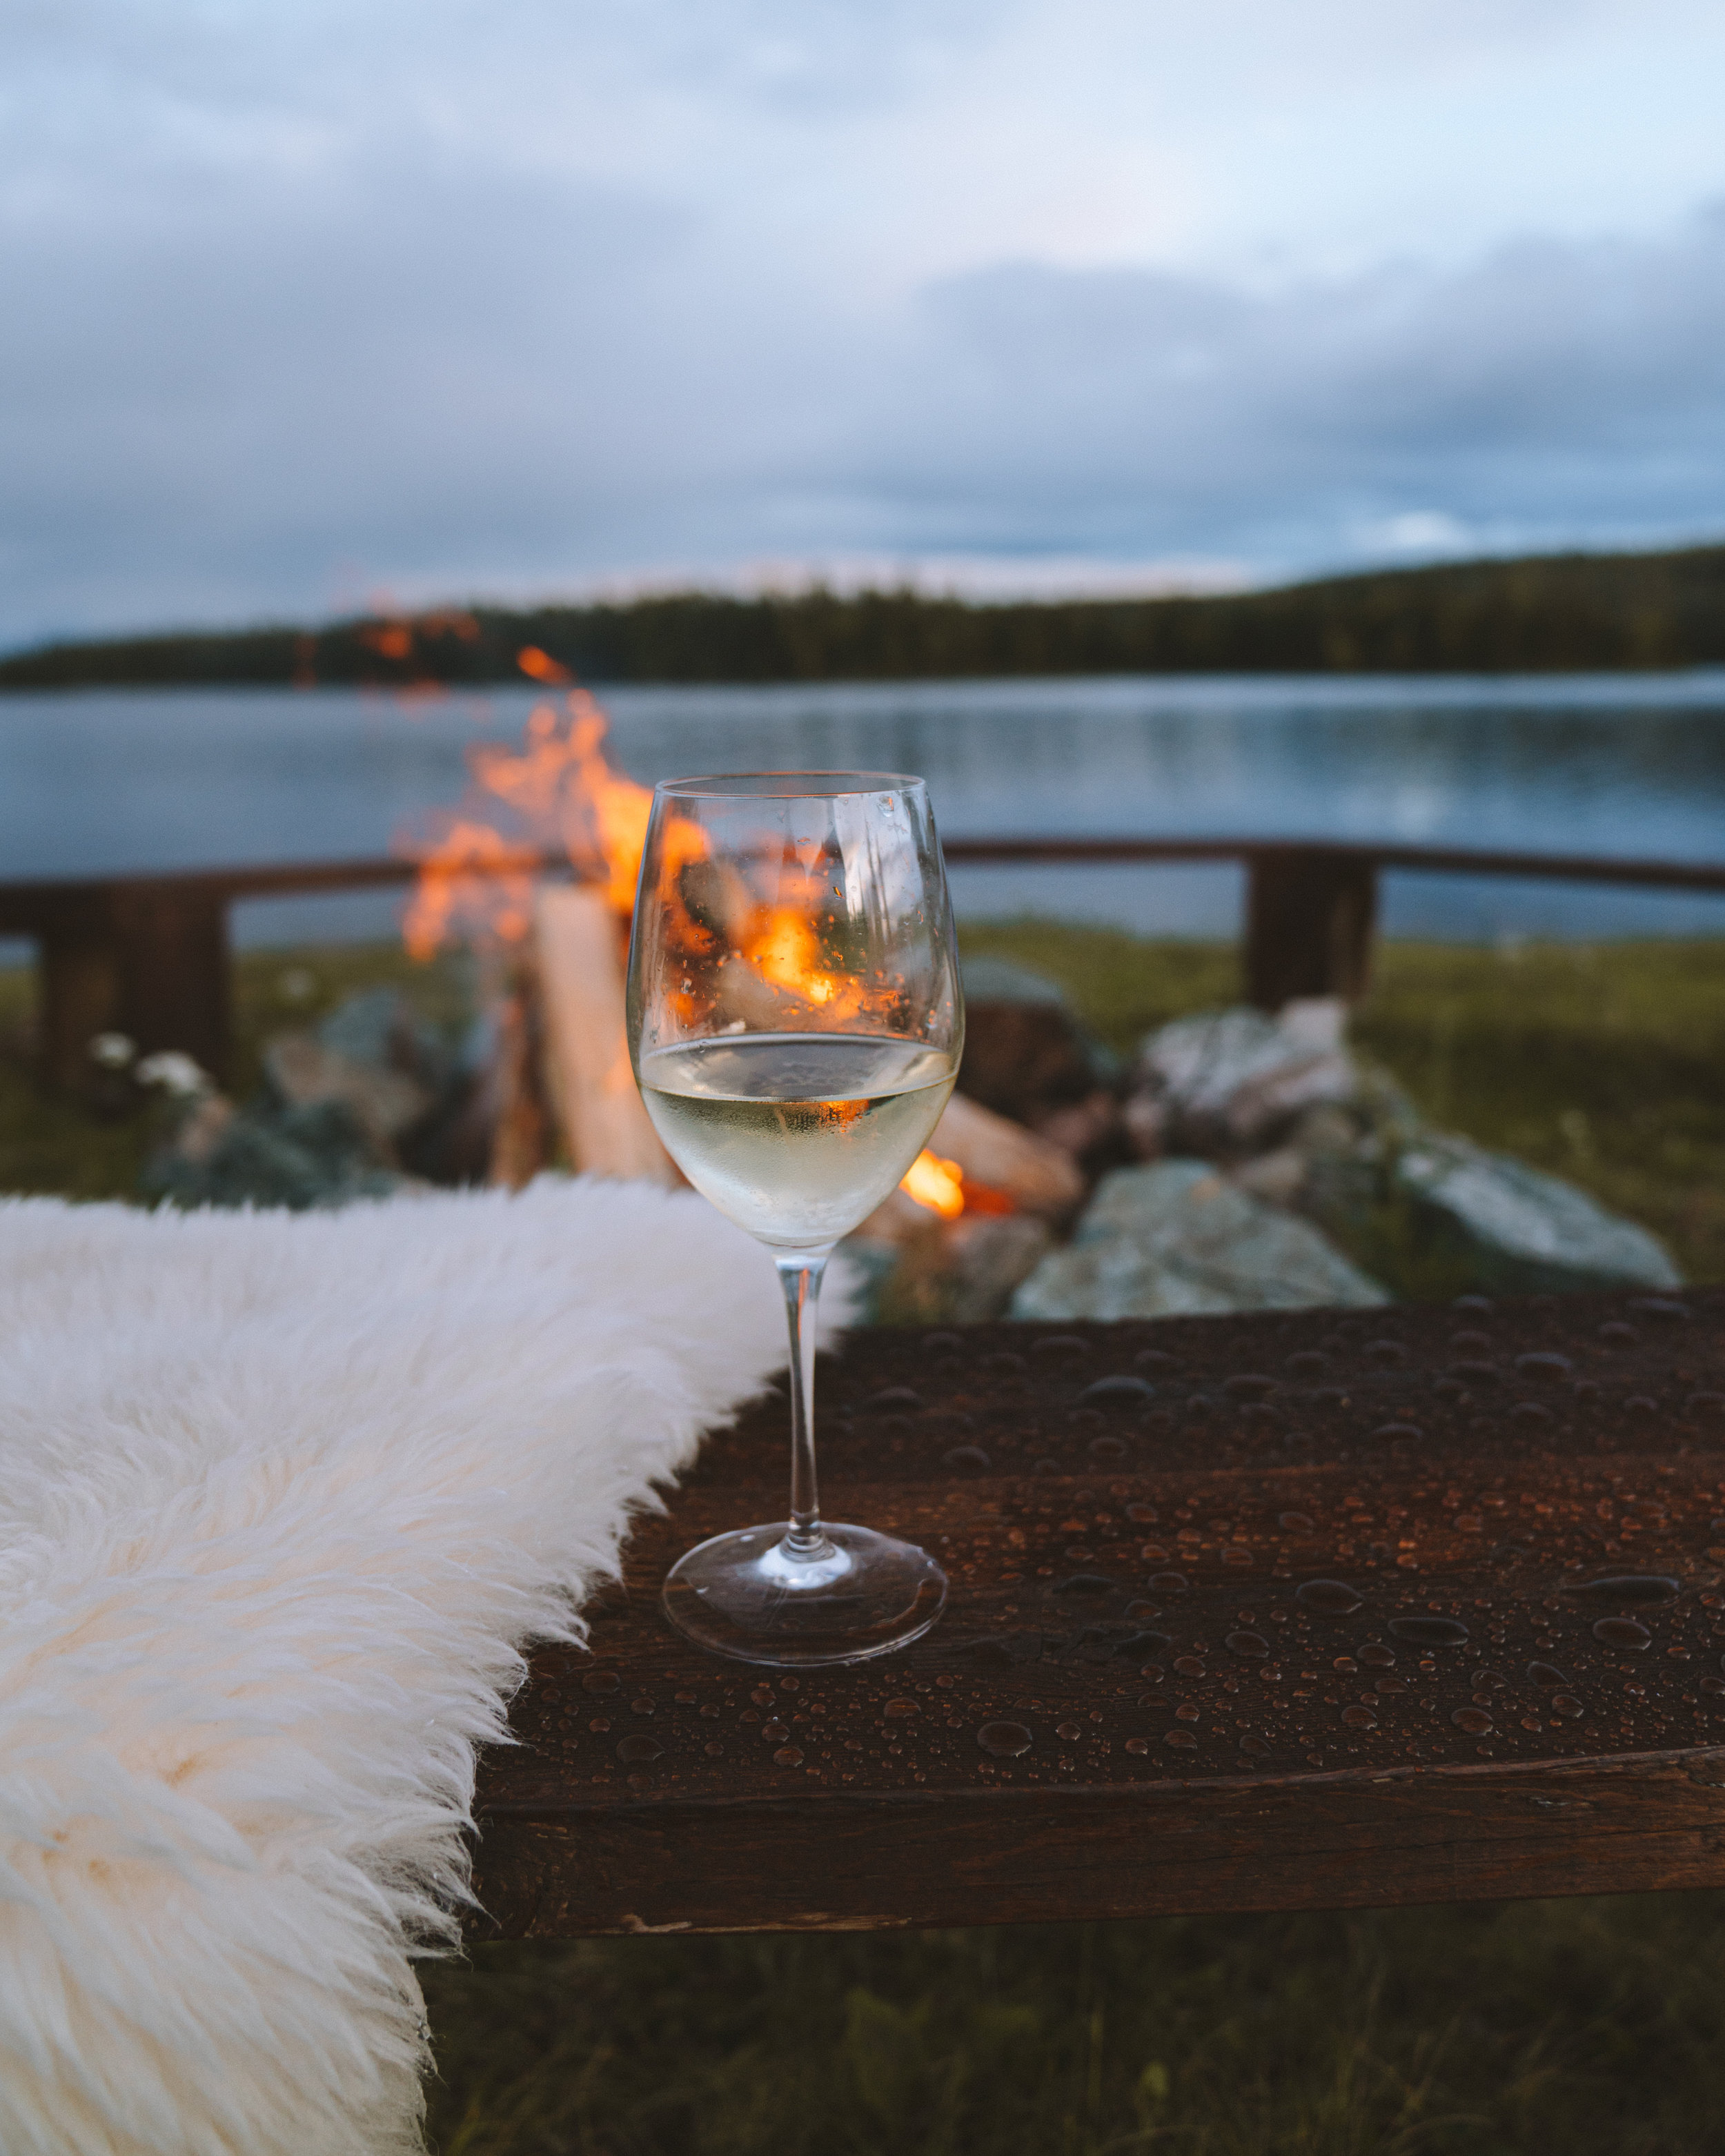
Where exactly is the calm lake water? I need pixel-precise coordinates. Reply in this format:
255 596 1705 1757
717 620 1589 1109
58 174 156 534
5 673 1725 951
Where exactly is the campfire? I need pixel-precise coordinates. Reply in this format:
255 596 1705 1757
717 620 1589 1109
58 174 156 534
399 654 1064 1256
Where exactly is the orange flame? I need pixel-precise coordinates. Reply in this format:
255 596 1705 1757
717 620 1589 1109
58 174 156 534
402 821 539 961
517 644 573 685
900 1149 965 1219
402 679 664 958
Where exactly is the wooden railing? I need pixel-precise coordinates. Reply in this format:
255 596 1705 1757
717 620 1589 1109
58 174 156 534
3 837 1724 1089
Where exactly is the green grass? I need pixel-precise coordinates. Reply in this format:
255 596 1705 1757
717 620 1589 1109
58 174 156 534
422 1895 1725 2155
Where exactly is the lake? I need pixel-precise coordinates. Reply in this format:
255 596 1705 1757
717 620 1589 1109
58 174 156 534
5 673 1725 952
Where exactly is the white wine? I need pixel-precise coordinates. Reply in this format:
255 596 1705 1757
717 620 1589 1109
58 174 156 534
640 1033 957 1249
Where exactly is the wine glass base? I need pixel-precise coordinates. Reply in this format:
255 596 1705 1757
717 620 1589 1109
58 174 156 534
662 1522 947 1667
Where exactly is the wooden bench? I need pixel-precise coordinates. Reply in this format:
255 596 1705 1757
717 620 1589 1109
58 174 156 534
471 1287 1725 1937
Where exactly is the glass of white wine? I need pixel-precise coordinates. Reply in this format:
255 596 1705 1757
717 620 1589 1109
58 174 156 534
627 772 964 1665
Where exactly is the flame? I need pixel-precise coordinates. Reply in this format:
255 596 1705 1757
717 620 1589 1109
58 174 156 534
402 677 665 958
745 907 840 1005
360 622 414 662
518 644 573 685
900 1150 965 1220
402 821 539 960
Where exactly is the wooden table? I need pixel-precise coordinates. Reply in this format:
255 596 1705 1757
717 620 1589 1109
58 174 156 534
471 1288 1725 1937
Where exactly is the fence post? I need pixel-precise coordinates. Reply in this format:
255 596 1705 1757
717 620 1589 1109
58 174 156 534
112 880 233 1083
27 880 232 1092
1245 848 1378 1010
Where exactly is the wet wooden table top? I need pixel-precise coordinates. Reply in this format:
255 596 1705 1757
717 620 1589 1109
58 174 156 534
471 1287 1725 1937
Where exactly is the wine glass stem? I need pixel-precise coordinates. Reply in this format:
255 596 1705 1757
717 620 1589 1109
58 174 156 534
775 1252 831 1559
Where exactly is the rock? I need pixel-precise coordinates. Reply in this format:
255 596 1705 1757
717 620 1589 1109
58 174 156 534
927 1091 1086 1218
263 1035 432 1154
1230 1145 1308 1209
144 1097 413 1212
944 1216 1056 1321
846 1211 1055 1326
957 955 1120 1127
139 985 471 1211
1033 1087 1128 1176
1391 1133 1682 1296
317 986 455 1098
1010 1160 1388 1320
1132 999 1357 1154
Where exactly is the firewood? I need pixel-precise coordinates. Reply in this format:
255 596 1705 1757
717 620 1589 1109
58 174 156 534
535 885 680 1185
486 960 553 1189
931 1091 1085 1218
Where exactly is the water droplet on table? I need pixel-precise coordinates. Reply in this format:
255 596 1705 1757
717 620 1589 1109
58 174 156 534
773 1746 804 1767
1451 1707 1493 1734
1359 1644 1397 1666
1341 1705 1377 1728
1550 1692 1585 1718
1527 1661 1570 1689
1593 1616 1653 1650
1227 1631 1270 1658
1297 1579 1363 1616
1081 1375 1155 1407
617 1734 662 1763
1566 1575 1679 1608
1056 1721 1081 1741
977 1721 1032 1757
582 1670 620 1694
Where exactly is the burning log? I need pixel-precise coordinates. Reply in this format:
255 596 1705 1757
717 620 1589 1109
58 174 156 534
927 1091 1085 1219
533 884 680 1186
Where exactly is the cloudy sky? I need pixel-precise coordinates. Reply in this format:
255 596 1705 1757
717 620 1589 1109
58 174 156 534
5 0 1725 646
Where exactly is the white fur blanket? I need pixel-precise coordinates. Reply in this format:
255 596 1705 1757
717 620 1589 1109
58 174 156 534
0 1181 798 2156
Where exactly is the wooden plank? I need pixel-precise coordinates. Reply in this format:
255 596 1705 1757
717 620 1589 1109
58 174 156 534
471 1287 1725 1937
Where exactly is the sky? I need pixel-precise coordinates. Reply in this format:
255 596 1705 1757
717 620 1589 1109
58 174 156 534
4 0 1725 647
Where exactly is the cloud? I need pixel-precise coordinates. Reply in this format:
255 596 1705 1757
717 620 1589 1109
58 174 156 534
3 3 1725 644
837 210 1725 563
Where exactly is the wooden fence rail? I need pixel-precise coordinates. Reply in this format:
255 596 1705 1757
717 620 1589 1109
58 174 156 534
3 837 1724 1089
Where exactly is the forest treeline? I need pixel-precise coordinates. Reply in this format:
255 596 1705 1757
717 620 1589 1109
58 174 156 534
5 544 1725 691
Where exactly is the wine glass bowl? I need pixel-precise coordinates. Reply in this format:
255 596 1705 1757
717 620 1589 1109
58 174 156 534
627 773 963 1665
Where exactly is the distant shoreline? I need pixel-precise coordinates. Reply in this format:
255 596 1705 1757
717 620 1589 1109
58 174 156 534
5 542 1725 692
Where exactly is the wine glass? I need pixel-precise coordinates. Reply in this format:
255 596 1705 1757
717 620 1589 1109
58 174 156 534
626 773 964 1665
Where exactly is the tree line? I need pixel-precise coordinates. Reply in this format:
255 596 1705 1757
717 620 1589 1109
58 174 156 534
5 544 1725 691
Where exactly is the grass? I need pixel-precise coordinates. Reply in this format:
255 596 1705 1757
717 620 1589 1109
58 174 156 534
421 1895 1725 2155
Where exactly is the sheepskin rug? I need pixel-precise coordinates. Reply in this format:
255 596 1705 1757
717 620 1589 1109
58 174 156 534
0 1180 802 2156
